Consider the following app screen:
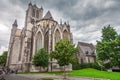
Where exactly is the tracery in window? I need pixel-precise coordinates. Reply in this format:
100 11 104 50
55 29 61 44
44 31 49 52
63 30 69 40
35 32 42 52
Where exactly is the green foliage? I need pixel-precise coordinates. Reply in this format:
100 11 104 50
102 25 118 41
51 39 78 66
96 25 120 69
72 59 105 70
0 51 8 66
72 59 80 70
50 39 78 79
32 48 49 68
79 62 105 70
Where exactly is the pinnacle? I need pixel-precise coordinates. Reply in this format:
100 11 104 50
12 19 18 27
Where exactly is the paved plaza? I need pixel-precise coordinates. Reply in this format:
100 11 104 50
1 74 103 80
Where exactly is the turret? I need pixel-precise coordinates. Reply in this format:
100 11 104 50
11 19 18 35
12 19 18 27
28 2 32 6
8 19 18 53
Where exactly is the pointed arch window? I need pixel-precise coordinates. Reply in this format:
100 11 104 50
44 31 49 52
55 29 61 44
63 30 69 40
36 32 42 52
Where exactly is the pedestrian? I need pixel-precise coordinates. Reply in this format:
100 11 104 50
15 69 18 74
7 67 10 74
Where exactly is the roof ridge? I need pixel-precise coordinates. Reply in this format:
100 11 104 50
78 41 90 45
78 41 94 49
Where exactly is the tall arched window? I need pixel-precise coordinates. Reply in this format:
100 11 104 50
44 31 49 52
55 29 61 44
36 32 42 52
63 30 69 40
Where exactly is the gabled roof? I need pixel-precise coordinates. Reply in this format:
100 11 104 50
77 42 95 56
43 11 53 20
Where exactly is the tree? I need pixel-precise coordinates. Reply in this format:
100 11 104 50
0 51 8 66
96 25 120 70
51 39 77 79
32 48 49 72
113 35 120 68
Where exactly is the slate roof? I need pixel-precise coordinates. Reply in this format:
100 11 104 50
43 11 53 20
78 42 95 56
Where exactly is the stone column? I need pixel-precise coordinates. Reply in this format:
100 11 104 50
48 24 53 72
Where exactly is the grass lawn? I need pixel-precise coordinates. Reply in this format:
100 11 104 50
68 68 120 80
41 78 54 80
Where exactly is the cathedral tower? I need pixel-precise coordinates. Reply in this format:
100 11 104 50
25 2 43 26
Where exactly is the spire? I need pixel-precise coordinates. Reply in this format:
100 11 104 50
64 22 66 25
28 2 32 6
12 19 18 27
67 21 69 25
43 11 53 20
33 4 37 7
41 6 43 10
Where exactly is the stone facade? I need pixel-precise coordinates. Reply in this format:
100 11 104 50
76 42 96 64
6 3 73 72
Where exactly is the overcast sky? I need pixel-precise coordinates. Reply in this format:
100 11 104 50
0 0 120 55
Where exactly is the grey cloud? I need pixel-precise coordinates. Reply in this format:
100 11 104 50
0 29 10 48
0 0 120 51
0 0 25 49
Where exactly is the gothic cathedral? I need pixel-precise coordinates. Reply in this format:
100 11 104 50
7 3 73 72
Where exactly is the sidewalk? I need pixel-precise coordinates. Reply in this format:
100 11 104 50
18 74 104 80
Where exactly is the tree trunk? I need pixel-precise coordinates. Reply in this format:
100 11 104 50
101 66 102 71
63 66 66 79
51 58 52 72
40 67 41 72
